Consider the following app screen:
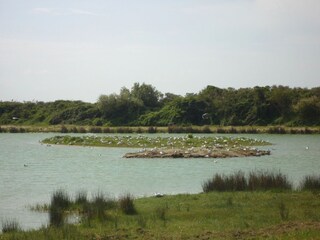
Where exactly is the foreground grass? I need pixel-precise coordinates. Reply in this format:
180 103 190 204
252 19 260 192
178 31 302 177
2 191 320 239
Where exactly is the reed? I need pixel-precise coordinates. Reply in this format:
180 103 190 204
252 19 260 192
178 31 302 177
203 171 292 192
75 191 88 205
1 219 21 233
147 126 157 133
49 189 71 227
89 127 102 133
300 175 320 191
248 171 292 191
51 189 71 210
119 193 137 215
202 171 246 192
60 125 68 133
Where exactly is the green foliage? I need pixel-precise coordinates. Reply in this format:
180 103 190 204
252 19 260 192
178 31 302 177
1 84 319 126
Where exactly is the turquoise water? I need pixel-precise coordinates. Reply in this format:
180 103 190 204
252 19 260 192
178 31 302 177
0 133 319 230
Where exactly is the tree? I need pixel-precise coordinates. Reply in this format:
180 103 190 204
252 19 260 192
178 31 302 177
294 96 320 125
131 83 162 109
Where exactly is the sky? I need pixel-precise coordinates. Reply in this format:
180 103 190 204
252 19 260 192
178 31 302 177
0 0 319 103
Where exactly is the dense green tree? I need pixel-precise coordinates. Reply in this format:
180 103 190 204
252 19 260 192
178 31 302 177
0 84 319 126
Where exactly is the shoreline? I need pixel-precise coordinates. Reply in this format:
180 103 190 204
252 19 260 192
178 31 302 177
1 124 320 134
124 147 270 158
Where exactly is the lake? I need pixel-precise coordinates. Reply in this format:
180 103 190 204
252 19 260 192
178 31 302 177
0 133 319 230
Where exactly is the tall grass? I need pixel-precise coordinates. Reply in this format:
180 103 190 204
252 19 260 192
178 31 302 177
202 171 247 192
49 190 71 227
300 175 320 191
248 171 292 191
119 193 137 215
1 219 21 233
203 171 292 192
75 191 88 205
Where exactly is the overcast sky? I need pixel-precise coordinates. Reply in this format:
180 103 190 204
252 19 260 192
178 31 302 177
0 0 319 102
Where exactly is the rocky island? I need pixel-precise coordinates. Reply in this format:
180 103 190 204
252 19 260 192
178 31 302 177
42 134 271 159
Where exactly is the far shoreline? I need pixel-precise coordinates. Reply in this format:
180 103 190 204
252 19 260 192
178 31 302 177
0 124 319 134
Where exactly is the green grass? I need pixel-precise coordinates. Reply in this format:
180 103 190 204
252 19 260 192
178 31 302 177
41 134 270 149
2 191 320 239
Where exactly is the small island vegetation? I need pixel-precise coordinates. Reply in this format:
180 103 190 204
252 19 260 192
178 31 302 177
41 135 271 158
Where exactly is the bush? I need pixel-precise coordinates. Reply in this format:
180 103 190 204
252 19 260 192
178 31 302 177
119 193 136 215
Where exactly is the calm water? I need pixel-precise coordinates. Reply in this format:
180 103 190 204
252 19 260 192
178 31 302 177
0 133 319 230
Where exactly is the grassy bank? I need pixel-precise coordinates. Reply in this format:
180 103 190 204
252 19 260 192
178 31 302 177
1 191 320 239
2 173 320 239
0 124 320 134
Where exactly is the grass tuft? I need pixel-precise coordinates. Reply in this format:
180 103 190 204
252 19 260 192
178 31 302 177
2 219 21 233
300 175 320 191
119 193 137 215
203 171 292 192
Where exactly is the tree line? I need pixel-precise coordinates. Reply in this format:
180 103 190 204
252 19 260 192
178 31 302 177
1 83 319 126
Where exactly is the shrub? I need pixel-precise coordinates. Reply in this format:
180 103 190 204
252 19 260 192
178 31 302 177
2 219 21 233
119 193 136 215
